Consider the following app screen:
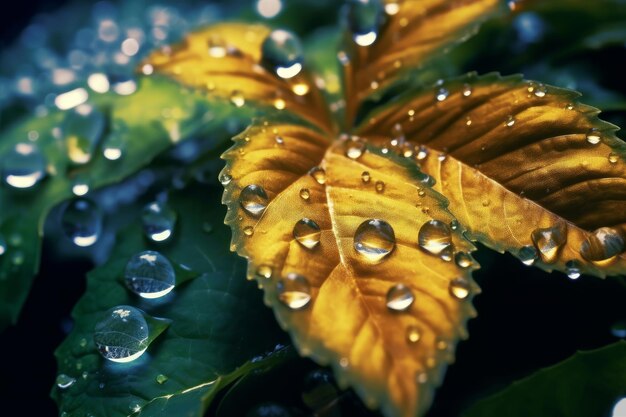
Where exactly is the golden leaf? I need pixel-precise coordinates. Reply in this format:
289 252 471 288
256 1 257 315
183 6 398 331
222 121 480 417
341 0 503 122
145 23 333 132
357 73 626 277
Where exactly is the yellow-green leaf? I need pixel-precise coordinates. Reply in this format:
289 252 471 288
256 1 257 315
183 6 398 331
146 23 334 132
221 120 479 417
357 72 626 277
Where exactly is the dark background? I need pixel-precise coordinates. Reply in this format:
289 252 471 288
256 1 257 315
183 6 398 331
0 1 625 417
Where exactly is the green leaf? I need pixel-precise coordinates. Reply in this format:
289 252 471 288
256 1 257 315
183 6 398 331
52 182 288 416
0 75 256 330
463 341 626 417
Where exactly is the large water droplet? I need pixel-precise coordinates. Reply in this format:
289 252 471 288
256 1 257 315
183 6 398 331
449 277 471 300
309 167 326 184
62 106 105 165
354 219 395 262
518 245 538 266
142 201 176 242
454 252 472 268
125 250 176 299
347 0 383 46
2 143 46 189
531 223 567 263
61 198 102 247
261 29 303 79
94 306 148 363
418 220 452 255
345 140 366 159
580 227 624 265
386 284 414 311
277 273 311 309
293 218 321 249
56 374 76 389
240 184 269 216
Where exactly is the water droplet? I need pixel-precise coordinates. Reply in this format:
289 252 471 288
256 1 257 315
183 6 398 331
230 90 245 107
612 397 626 417
273 98 286 110
256 265 273 279
309 167 326 184
156 374 168 384
440 246 453 262
219 173 232 185
406 326 421 343
240 184 269 216
449 277 471 300
416 146 429 160
418 220 452 255
125 251 175 299
505 115 516 127
56 374 76 389
347 0 383 46
534 84 547 97
94 306 148 363
292 82 310 96
518 245 538 266
580 227 624 265
386 284 414 311
142 201 176 242
207 36 227 58
243 226 254 236
299 188 310 200
261 29 303 79
2 143 46 189
354 219 395 262
586 128 601 145
375 180 385 193
277 273 311 309
436 87 449 102
71 179 90 196
566 103 574 110
103 121 127 161
345 141 366 159
293 218 321 249
608 153 619 164
63 106 105 165
531 223 567 263
565 260 581 280
450 220 459 231
61 199 102 247
454 252 472 268
462 84 472 97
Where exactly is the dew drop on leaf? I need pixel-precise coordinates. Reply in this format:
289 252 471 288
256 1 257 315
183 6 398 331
219 172 233 185
518 245 539 266
62 106 105 165
256 265 273 279
505 115 516 127
299 188 310 200
347 0 383 46
261 29 303 79
277 273 311 309
531 223 567 263
406 326 421 343
293 218 321 249
156 374 168 384
462 84 473 97
386 284 414 311
565 260 581 280
586 128 601 145
375 180 385 193
449 277 471 300
418 220 452 256
309 166 326 184
345 141 366 159
436 87 449 102
230 90 245 107
207 36 227 58
240 184 269 217
56 374 76 389
454 251 472 268
243 226 255 236
93 306 149 363
124 250 176 299
353 219 396 262
580 227 625 265
142 201 176 242
608 152 619 164
61 198 102 247
1 142 46 189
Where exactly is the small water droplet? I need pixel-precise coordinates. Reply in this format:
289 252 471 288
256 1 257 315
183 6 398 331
142 201 176 242
347 0 383 46
62 106 105 165
436 87 449 102
94 306 148 363
299 188 310 200
450 220 459 230
375 180 385 193
454 252 472 268
386 284 414 311
56 374 76 389
256 265 273 279
61 199 102 247
565 260 581 280
406 326 421 343
534 84 547 97
230 90 245 107
416 146 429 160
243 226 254 236
438 153 447 162
440 246 453 262
462 84 473 97
608 153 619 164
261 29 304 79
207 36 227 58
518 245 539 266
293 218 321 249
418 220 452 255
449 277 471 300
354 219 396 262
2 142 47 189
240 184 269 216
586 128 601 145
156 374 168 384
125 250 175 299
505 115 516 127
566 103 574 110
345 141 366 159
580 227 624 265
531 223 567 263
277 273 311 309
219 173 232 185
309 167 326 184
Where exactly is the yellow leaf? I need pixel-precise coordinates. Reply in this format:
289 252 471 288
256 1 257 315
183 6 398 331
222 121 479 417
357 73 626 277
341 0 503 122
145 23 334 132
